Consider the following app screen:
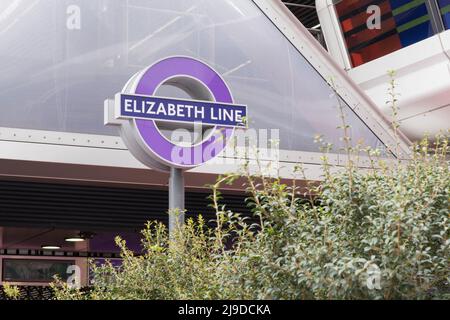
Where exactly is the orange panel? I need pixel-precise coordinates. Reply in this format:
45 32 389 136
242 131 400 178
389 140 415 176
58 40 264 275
351 34 402 66
345 18 398 48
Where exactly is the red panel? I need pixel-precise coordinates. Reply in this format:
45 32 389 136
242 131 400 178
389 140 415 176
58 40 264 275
335 0 405 67
335 0 375 16
350 34 402 67
345 17 398 48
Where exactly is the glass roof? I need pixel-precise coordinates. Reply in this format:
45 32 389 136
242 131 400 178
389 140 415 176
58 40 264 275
0 0 386 153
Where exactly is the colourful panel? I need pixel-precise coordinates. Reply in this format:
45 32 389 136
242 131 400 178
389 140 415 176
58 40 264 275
341 1 393 33
335 0 379 17
345 17 398 49
350 34 402 67
398 21 433 46
335 0 436 67
390 0 422 10
392 2 433 46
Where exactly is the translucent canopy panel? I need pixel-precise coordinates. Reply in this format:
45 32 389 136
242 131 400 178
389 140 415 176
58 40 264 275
0 0 386 153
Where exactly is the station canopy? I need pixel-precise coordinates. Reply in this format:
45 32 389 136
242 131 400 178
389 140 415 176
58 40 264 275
0 0 398 156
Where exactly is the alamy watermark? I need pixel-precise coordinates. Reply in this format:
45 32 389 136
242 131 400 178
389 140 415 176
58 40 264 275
66 265 81 289
169 124 280 175
367 5 381 30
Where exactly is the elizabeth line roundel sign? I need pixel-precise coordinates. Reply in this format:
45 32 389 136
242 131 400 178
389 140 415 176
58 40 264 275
105 56 247 172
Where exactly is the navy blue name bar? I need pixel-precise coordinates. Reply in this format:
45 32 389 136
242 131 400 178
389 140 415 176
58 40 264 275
118 94 247 127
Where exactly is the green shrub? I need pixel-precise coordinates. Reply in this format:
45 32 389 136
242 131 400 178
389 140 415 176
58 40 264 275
52 74 449 300
2 283 21 300
52 133 449 300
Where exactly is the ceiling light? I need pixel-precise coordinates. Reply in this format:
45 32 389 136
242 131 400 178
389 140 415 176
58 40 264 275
41 245 61 250
64 237 85 242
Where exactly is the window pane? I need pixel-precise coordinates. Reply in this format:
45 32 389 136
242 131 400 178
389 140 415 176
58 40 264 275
2 259 74 282
335 0 436 67
438 0 450 29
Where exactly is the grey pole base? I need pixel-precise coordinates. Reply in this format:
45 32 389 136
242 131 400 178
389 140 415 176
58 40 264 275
168 167 185 234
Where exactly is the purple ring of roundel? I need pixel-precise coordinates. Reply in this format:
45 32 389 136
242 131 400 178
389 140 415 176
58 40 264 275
134 57 234 167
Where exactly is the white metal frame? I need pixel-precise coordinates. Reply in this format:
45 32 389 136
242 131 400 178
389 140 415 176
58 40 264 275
315 0 450 141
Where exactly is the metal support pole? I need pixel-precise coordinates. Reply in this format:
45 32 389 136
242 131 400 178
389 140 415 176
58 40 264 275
168 167 185 234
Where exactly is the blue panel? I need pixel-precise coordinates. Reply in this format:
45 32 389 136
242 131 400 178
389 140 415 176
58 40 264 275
393 3 429 25
389 0 415 10
393 3 433 47
443 13 450 29
439 0 450 29
399 21 433 46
